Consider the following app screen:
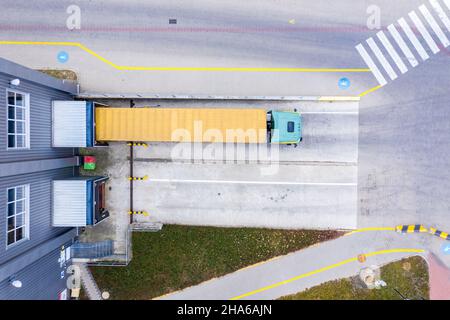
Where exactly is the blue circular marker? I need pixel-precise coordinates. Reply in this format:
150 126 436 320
338 77 351 90
57 51 69 63
442 243 450 255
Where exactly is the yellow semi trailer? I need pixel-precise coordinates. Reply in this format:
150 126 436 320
51 101 302 147
95 107 268 143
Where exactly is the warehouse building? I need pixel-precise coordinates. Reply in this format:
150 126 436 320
0 58 108 300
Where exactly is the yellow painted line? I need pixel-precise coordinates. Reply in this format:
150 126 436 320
153 291 180 300
116 66 370 72
344 227 396 236
0 41 80 46
0 41 370 73
77 43 121 69
359 84 383 97
230 248 425 300
0 41 121 69
364 248 424 257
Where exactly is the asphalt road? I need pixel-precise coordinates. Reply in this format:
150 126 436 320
0 0 424 96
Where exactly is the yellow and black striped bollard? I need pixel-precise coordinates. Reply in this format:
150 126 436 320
429 227 450 240
127 142 148 147
128 211 149 217
395 224 428 233
128 175 148 181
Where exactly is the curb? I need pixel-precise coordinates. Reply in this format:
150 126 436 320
77 93 361 102
318 96 360 102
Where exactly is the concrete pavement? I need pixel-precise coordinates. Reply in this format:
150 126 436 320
78 142 130 255
132 162 357 229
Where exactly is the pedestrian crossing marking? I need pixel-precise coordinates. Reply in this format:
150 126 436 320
429 0 450 32
419 5 450 47
409 11 440 54
357 1 449 87
367 37 398 80
377 31 408 74
387 24 419 67
355 44 387 86
445 0 450 10
399 17 430 61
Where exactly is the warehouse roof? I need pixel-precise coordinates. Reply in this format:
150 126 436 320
0 57 78 94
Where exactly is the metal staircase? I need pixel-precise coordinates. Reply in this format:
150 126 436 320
71 240 114 259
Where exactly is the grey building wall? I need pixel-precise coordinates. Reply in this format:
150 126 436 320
0 58 80 300
0 240 73 300
0 73 75 163
0 167 75 264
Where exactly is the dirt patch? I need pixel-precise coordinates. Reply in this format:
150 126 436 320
37 69 78 81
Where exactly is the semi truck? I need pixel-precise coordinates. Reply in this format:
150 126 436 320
52 101 302 147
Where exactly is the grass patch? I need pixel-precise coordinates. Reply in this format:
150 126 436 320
280 256 429 300
90 225 342 300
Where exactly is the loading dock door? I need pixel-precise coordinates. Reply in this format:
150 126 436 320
52 101 94 147
52 180 88 227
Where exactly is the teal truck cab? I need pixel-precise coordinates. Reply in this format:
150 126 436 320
267 111 302 145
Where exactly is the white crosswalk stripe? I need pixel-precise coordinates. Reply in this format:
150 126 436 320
387 24 419 67
355 44 387 86
377 31 408 74
398 17 430 61
429 0 450 32
366 37 398 80
445 0 450 10
420 5 450 47
409 10 440 54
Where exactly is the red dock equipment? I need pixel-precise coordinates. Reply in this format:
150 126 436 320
83 155 96 170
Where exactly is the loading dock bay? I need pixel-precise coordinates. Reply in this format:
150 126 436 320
79 98 359 253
